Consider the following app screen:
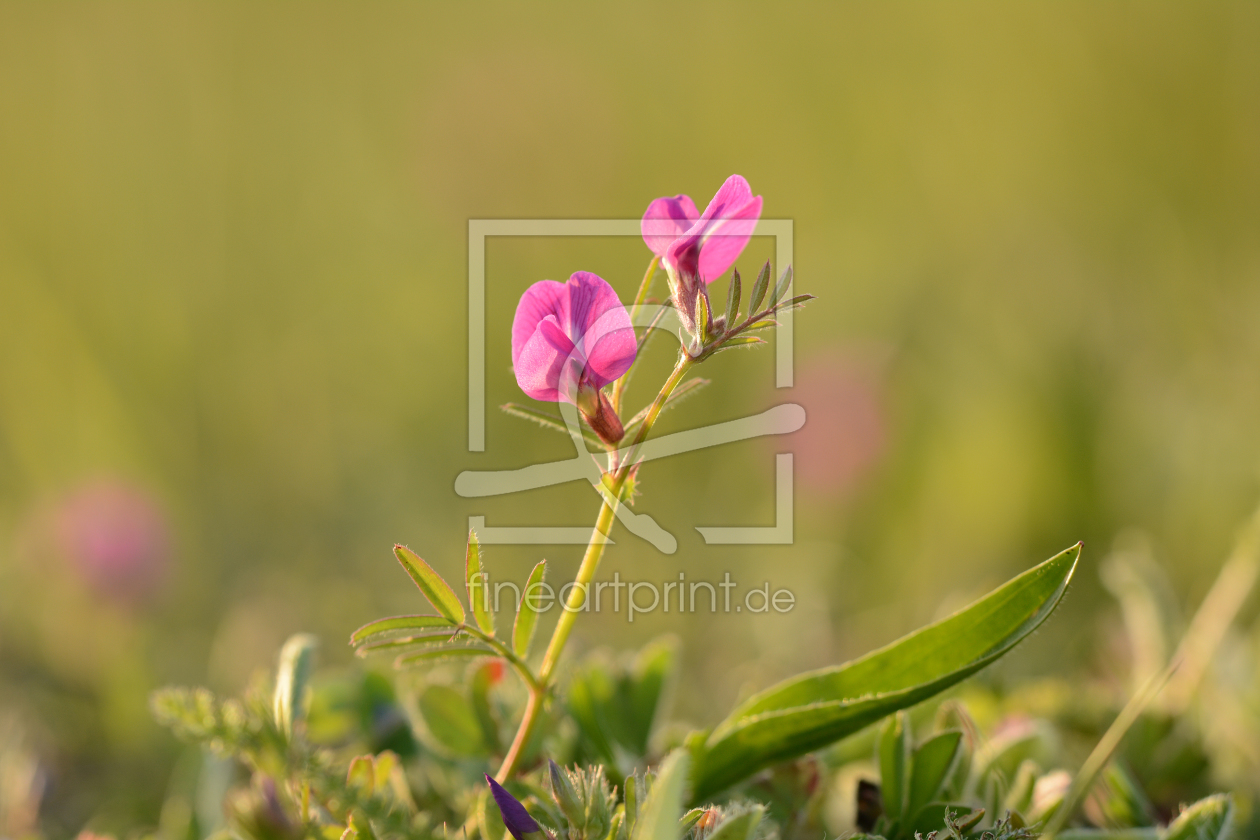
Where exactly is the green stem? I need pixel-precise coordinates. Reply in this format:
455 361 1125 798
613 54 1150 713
494 352 693 781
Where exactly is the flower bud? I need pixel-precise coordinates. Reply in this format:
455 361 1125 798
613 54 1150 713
578 388 625 447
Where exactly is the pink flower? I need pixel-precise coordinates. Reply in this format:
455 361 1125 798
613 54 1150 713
55 479 170 605
640 174 763 333
641 175 763 282
511 272 636 443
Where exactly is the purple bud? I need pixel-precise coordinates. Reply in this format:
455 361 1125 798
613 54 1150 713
486 775 546 840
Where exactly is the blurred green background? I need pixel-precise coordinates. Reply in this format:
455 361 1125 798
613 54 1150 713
1 2 1258 831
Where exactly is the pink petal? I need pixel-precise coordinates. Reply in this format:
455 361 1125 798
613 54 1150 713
511 280 569 365
640 194 699 259
697 195 762 282
696 174 754 225
510 272 636 404
513 315 577 402
583 306 637 387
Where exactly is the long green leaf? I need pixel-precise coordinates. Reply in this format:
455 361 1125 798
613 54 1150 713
501 402 602 446
631 750 690 840
513 560 547 658
690 543 1081 801
393 544 465 624
466 529 496 635
350 614 457 646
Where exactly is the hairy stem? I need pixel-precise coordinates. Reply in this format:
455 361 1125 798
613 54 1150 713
495 352 693 781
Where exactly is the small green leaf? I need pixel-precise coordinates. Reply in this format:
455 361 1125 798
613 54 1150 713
393 544 465 624
273 633 318 739
631 750 689 840
479 789 508 840
748 261 771 314
355 631 459 656
769 265 793 306
1164 795 1237 840
695 292 711 343
908 730 963 817
690 544 1081 801
350 614 457 646
466 529 496 636
548 760 584 829
724 268 741 331
513 560 548 659
347 755 375 796
417 684 486 757
773 293 815 312
394 647 495 667
879 711 911 823
708 809 764 840
471 661 503 755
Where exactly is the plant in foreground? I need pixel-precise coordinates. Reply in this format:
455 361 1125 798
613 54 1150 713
147 175 1246 840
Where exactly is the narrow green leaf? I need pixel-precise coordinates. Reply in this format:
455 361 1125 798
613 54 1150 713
724 268 741 331
695 292 711 343
748 261 771 314
769 265 793 306
691 543 1081 801
501 403 603 446
466 529 496 635
879 711 911 822
355 632 459 657
273 633 318 739
631 750 690 840
350 614 456 646
513 560 547 658
773 293 815 312
908 730 963 817
417 684 486 757
626 637 678 755
393 544 465 624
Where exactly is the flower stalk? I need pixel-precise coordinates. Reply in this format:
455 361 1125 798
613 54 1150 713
495 350 694 781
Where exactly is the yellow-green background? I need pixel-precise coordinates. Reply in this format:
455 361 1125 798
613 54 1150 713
1 2 1258 830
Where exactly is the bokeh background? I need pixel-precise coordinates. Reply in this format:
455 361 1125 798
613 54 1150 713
2 2 1258 832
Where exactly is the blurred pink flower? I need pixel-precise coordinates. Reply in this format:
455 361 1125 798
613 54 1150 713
55 479 170 605
641 174 763 284
786 349 887 497
511 271 636 405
